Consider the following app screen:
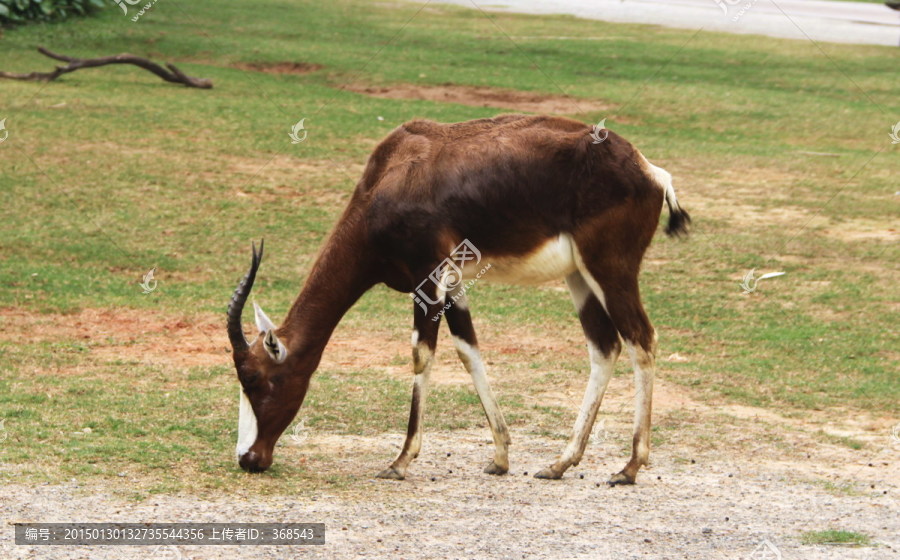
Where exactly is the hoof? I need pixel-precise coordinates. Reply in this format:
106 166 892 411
483 461 508 475
376 467 405 480
607 471 635 486
534 467 563 480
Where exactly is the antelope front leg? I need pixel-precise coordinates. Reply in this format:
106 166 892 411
444 293 511 475
376 307 440 480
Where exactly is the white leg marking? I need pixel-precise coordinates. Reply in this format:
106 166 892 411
412 339 432 375
556 341 618 468
236 389 258 458
452 335 511 468
626 342 654 465
537 273 620 479
406 369 430 459
387 338 434 475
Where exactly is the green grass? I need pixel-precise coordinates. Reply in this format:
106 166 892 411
809 479 866 497
801 530 872 547
816 430 866 450
0 0 898 493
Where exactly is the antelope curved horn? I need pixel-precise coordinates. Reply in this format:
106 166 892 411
227 240 264 355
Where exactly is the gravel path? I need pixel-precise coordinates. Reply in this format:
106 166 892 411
3 429 898 560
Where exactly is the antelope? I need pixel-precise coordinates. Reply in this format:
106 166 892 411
227 114 690 485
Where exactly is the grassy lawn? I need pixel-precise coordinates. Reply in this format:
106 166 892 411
0 0 897 495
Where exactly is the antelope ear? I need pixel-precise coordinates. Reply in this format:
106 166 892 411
253 301 277 333
263 329 288 364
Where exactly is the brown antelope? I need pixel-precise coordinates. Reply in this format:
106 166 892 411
227 114 689 485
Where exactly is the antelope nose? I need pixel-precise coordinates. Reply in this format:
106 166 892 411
239 451 268 473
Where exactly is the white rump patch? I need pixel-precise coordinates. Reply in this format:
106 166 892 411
236 389 258 458
479 234 577 286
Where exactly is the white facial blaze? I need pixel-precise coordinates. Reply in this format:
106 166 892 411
236 389 258 458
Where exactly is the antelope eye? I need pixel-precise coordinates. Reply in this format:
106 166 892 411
239 370 260 388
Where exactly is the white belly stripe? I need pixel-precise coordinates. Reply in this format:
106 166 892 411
469 234 577 286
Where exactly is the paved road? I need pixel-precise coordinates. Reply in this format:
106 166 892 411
439 0 900 46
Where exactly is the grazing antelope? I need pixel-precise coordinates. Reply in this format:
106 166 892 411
227 114 689 485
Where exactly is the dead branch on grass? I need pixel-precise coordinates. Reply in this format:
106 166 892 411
0 47 212 89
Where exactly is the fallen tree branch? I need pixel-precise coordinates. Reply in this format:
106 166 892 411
0 47 213 89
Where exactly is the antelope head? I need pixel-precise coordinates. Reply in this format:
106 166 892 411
227 241 310 472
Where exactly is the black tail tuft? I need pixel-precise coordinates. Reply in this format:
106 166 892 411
665 207 691 238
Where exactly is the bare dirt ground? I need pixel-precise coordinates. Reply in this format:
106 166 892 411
231 61 325 75
1 308 898 559
343 83 609 115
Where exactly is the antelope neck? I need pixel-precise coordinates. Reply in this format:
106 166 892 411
281 218 375 364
